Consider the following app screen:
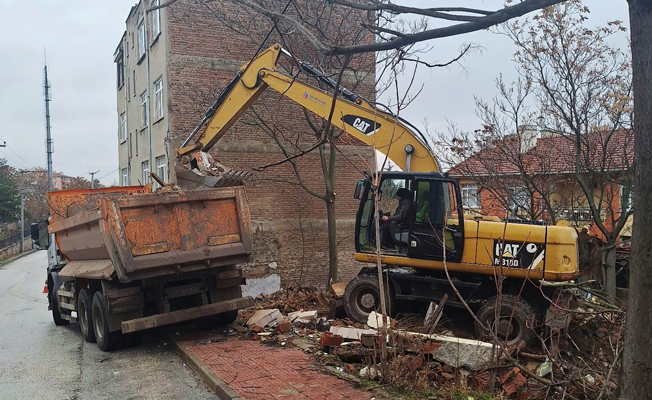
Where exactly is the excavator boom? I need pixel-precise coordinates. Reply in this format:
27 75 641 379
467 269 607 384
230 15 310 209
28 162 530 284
177 44 439 179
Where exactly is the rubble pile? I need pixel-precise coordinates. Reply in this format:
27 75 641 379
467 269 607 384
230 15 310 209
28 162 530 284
204 286 626 399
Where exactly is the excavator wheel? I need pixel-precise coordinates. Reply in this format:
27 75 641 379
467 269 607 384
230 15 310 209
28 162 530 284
474 295 538 347
343 274 393 324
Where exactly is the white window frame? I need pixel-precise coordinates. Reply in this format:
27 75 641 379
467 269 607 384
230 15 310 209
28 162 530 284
461 183 480 209
141 160 150 185
121 168 129 186
621 184 633 213
140 91 148 128
138 21 146 60
508 185 530 213
152 0 161 39
154 78 163 120
116 53 125 89
155 155 167 188
120 113 127 142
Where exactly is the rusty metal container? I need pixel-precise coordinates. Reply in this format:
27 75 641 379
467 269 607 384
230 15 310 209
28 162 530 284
48 186 252 283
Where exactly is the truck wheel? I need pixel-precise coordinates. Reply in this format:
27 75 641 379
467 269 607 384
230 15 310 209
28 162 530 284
49 276 69 326
51 290 70 326
343 274 393 324
78 289 95 343
474 295 538 347
92 291 121 351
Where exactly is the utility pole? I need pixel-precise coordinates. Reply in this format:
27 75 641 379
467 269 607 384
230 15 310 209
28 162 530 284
43 59 54 191
20 171 24 253
89 170 100 189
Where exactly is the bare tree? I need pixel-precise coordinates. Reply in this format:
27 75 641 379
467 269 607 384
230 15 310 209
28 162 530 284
499 0 633 296
439 77 570 225
620 0 652 398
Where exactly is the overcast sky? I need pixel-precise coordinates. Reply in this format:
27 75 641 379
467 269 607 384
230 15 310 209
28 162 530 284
0 1 630 185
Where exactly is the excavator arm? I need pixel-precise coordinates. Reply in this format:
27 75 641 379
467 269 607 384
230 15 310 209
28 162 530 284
177 43 439 183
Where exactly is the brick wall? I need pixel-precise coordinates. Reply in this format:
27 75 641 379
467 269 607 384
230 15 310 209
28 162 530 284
165 1 375 288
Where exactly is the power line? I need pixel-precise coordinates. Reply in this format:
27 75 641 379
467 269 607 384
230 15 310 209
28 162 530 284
97 168 119 181
0 150 30 170
6 145 37 170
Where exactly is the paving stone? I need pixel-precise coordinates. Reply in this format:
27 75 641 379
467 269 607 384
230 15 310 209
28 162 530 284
178 337 373 399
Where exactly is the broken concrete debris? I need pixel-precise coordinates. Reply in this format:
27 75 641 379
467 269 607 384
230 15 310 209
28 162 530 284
366 311 394 329
241 274 281 298
246 309 281 328
397 331 499 370
359 366 382 380
329 326 378 341
288 310 318 324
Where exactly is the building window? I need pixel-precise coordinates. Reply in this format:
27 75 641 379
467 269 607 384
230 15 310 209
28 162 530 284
141 160 150 185
155 155 167 188
132 70 136 97
152 0 161 39
116 53 125 89
621 185 633 212
461 183 480 209
140 92 148 128
508 185 530 214
121 168 129 186
154 78 163 120
138 21 146 60
120 113 127 142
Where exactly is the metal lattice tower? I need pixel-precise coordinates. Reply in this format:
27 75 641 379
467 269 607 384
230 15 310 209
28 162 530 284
43 60 54 191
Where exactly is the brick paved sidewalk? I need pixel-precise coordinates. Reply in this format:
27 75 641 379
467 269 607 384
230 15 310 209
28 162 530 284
177 337 374 399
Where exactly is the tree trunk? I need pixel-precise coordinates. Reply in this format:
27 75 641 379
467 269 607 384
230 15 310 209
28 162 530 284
604 245 617 298
620 1 652 398
325 193 338 287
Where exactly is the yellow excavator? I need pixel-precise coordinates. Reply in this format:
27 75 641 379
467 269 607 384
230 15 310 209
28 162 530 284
176 44 579 345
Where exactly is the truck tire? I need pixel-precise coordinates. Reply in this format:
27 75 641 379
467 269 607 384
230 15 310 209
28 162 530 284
343 274 393 324
92 291 121 351
49 275 69 326
474 295 538 347
51 296 70 326
78 289 96 343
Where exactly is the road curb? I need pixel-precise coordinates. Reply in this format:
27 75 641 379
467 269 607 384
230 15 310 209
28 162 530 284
168 335 242 400
0 249 38 268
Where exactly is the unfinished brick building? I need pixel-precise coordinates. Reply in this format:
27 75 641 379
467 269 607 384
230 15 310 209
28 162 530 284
115 0 375 288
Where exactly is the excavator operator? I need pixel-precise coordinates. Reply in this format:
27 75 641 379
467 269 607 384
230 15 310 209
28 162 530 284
380 188 412 248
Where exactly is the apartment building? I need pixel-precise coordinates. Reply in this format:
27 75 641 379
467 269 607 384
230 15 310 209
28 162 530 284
114 1 375 287
114 0 168 188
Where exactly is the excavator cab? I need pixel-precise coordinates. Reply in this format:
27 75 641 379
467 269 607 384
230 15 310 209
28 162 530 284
354 172 465 263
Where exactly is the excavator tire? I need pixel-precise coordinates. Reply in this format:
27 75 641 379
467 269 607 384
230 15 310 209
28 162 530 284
474 295 538 347
343 274 393 324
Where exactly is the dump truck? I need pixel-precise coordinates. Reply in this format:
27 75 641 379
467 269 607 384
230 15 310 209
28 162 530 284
172 43 580 345
44 185 253 351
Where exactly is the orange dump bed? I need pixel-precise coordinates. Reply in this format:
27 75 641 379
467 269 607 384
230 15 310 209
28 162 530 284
47 186 252 283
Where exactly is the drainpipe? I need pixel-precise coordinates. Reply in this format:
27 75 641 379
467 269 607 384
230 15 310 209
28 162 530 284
144 8 153 180
123 35 130 185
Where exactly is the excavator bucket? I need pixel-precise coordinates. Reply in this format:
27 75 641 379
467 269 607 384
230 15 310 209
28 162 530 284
175 151 253 190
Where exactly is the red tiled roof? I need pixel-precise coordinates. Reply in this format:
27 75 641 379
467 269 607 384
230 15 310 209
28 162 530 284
448 130 634 176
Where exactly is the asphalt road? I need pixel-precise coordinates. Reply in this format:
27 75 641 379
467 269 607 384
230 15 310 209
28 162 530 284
0 251 215 400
